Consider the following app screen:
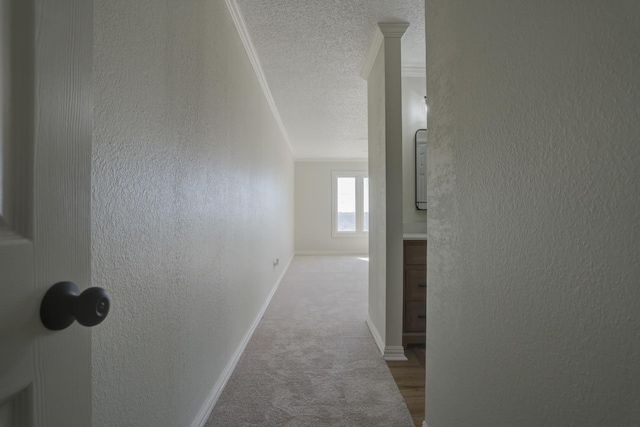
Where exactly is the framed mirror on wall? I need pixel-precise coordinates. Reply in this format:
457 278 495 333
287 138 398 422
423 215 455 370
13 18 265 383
415 129 427 210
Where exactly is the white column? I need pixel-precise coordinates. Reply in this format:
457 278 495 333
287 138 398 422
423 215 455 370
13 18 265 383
379 22 408 361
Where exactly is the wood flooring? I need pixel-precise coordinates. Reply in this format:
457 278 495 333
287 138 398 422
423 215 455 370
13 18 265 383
386 348 425 427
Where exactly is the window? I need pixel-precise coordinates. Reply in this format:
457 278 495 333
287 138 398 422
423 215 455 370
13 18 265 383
332 171 369 237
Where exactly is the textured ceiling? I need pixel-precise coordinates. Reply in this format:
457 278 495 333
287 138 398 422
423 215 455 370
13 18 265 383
235 0 425 160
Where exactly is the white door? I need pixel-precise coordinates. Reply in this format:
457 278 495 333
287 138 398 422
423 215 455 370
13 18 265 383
0 0 93 426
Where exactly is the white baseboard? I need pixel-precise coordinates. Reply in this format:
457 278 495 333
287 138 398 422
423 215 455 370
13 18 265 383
295 251 369 256
190 254 294 427
366 315 385 355
383 345 407 361
366 318 407 361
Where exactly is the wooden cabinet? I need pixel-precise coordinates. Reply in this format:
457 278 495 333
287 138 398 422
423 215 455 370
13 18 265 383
403 240 426 346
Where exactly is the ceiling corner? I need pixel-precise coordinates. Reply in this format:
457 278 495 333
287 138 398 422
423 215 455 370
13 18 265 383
360 28 384 81
224 0 294 157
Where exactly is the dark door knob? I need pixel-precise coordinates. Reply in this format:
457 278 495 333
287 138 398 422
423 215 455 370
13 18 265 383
40 281 111 330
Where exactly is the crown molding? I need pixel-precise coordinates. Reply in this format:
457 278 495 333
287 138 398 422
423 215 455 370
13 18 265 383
361 22 411 80
377 22 410 38
360 28 384 80
402 65 426 78
224 0 294 157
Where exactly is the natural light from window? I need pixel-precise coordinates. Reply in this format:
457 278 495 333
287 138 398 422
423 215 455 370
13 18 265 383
337 177 356 232
332 171 368 237
363 177 369 232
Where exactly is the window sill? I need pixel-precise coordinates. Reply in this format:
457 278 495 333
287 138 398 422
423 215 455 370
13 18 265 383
332 232 369 238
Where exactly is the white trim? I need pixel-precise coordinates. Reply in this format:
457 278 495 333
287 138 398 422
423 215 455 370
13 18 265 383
377 22 410 38
295 158 368 163
366 316 385 355
422 421 428 427
295 251 368 256
190 254 294 427
224 0 294 157
360 28 383 80
361 23 411 80
383 346 408 361
402 66 426 78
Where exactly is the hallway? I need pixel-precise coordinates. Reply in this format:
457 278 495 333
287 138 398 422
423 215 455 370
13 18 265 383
206 256 414 426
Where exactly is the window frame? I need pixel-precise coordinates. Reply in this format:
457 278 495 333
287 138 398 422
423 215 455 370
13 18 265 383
331 171 369 238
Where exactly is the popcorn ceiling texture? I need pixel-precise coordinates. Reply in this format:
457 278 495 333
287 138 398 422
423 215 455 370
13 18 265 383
426 1 640 426
236 0 425 160
91 1 294 426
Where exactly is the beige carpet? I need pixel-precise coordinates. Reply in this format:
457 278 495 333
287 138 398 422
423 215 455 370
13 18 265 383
206 255 414 427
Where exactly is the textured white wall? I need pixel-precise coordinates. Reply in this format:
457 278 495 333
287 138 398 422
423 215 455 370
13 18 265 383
402 76 427 229
367 44 387 342
294 161 368 255
92 1 294 426
426 1 640 426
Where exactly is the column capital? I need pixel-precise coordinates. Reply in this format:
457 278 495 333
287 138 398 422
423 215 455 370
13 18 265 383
377 22 409 38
